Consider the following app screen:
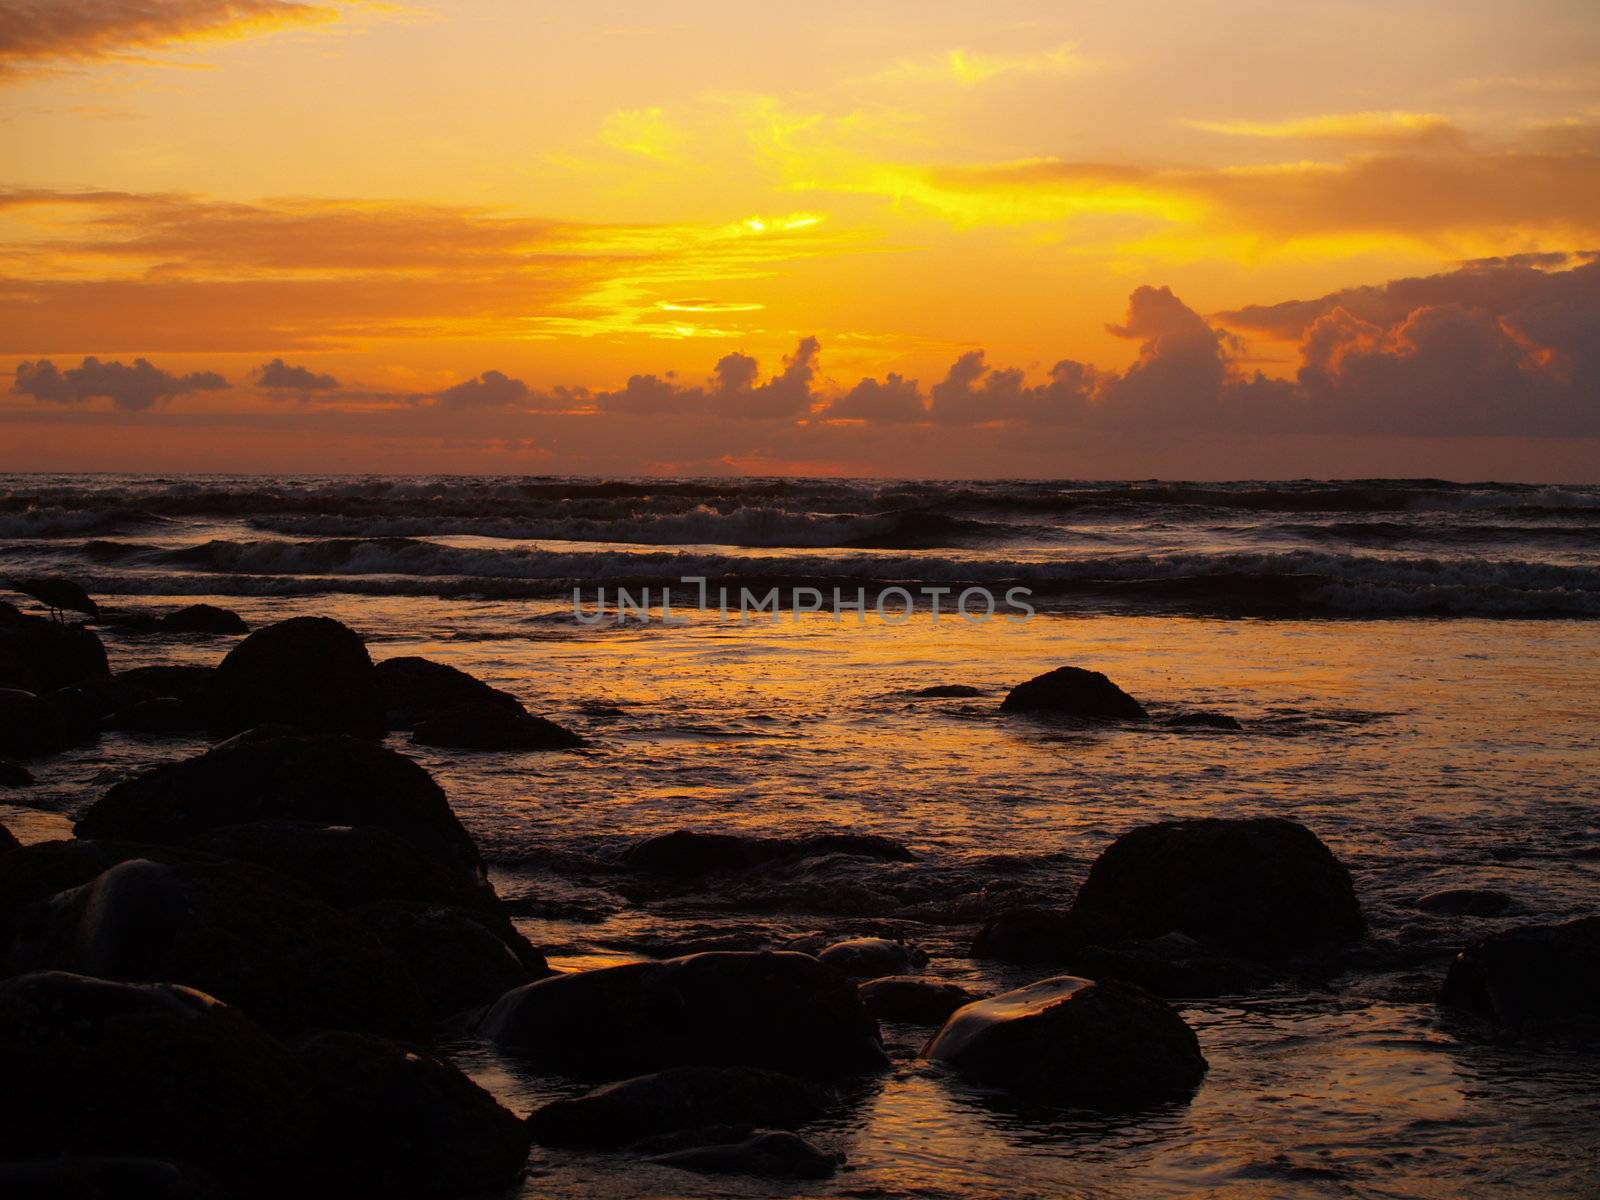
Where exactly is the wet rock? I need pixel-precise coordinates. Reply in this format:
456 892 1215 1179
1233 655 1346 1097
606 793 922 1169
1068 933 1279 998
0 972 311 1192
11 857 427 1039
208 616 385 739
292 1030 531 1198
478 950 888 1080
0 687 93 759
527 1065 831 1149
972 906 1085 963
411 704 584 751
922 975 1206 1106
374 655 524 730
0 822 17 854
1164 711 1244 731
353 901 541 1020
626 829 915 877
1418 888 1514 917
0 759 34 788
0 1156 221 1200
999 666 1148 720
910 685 984 698
1438 915 1600 1033
102 696 207 735
817 936 929 979
859 976 979 1025
160 604 250 635
0 603 110 693
647 1129 841 1180
0 838 209 950
75 734 488 895
105 665 217 709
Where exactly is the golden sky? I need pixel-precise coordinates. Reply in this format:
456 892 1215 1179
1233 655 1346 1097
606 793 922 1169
2 0 1598 477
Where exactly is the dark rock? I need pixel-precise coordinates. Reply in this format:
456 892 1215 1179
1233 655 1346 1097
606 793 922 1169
292 1030 530 1198
0 1156 221 1200
1438 915 1600 1033
102 696 207 735
972 906 1085 964
910 685 984 698
411 703 583 751
1418 887 1514 917
208 616 384 738
478 950 888 1080
1069 933 1279 998
10 857 427 1039
527 1065 831 1149
647 1130 841 1180
353 900 540 1020
374 656 524 730
0 603 110 693
74 734 489 896
0 971 311 1192
1163 711 1244 731
159 604 249 635
859 976 979 1025
626 829 915 877
106 666 217 708
922 975 1207 1106
0 759 34 787
999 666 1148 719
0 686 92 758
0 822 17 854
817 936 929 979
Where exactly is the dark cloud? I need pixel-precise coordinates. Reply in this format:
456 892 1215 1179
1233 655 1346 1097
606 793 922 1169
593 338 822 420
828 372 925 422
13 356 228 411
433 370 532 410
257 357 339 390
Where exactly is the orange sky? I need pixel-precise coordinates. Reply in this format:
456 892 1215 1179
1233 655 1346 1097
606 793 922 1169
2 0 1598 477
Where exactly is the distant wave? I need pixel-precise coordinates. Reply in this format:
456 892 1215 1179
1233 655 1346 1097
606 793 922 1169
0 507 164 538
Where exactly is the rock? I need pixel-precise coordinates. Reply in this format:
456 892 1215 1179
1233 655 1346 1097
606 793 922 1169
922 975 1207 1106
105 665 217 708
1438 915 1600 1033
859 976 979 1025
478 950 888 1080
102 696 207 735
0 603 110 693
159 604 249 635
1163 711 1244 731
0 1156 221 1200
647 1130 841 1180
626 829 914 877
816 936 929 979
0 687 92 759
411 703 584 751
292 1030 530 1198
208 616 384 738
972 906 1085 964
910 685 984 698
10 857 427 1039
1068 933 1279 998
527 1065 831 1149
374 656 524 730
999 666 1148 719
353 901 540 1020
1418 888 1514 917
74 734 489 896
0 822 17 854
0 971 311 1191
0 759 33 787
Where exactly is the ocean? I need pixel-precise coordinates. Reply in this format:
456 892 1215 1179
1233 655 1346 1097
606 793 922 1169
3 473 1599 1198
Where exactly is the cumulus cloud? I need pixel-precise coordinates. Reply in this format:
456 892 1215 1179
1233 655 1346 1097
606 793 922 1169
256 357 339 390
13 356 228 411
433 370 533 410
593 337 822 420
828 372 925 422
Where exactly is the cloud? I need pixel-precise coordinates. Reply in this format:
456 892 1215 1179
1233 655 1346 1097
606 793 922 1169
828 372 925 423
13 356 228 410
433 370 533 410
0 0 337 80
875 41 1087 88
593 337 822 420
257 357 338 390
1183 111 1464 146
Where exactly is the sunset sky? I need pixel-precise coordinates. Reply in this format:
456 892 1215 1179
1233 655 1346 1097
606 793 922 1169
2 0 1598 477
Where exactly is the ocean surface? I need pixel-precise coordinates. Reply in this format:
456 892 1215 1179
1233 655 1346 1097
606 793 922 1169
3 474 1599 1198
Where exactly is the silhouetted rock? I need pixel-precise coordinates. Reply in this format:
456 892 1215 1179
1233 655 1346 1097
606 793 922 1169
478 950 887 1081
1068 933 1279 998
859 976 979 1025
0 687 91 758
292 1030 530 1198
411 704 583 751
160 604 249 635
0 822 16 854
922 975 1206 1106
1438 915 1600 1033
104 665 217 709
972 906 1085 964
102 696 207 735
1418 888 1514 917
1000 666 1148 719
10 857 427 1039
208 616 384 738
626 829 914 877
647 1130 841 1180
0 838 210 950
0 972 312 1193
1163 711 1244 731
0 759 34 788
910 685 984 698
0 1156 221 1200
75 734 488 896
528 1065 831 1149
353 901 540 1020
374 656 524 730
0 603 109 693
817 936 928 979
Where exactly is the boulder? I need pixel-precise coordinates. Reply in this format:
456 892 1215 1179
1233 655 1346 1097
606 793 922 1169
1067 933 1279 998
626 829 914 877
0 972 311 1192
527 1065 831 1149
1163 711 1244 731
353 901 540 1020
971 906 1086 964
0 822 17 855
478 950 888 1080
0 604 109 693
1418 888 1514 917
104 665 217 709
0 687 90 759
910 685 984 698
922 975 1207 1106
374 656 524 729
816 936 928 979
0 1156 221 1200
292 1030 530 1198
1438 915 1600 1033
859 977 979 1025
207 616 384 738
647 1130 841 1180
0 758 34 787
74 734 488 895
999 666 1147 719
102 696 207 735
10 857 427 1039
160 604 249 635
411 704 583 751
